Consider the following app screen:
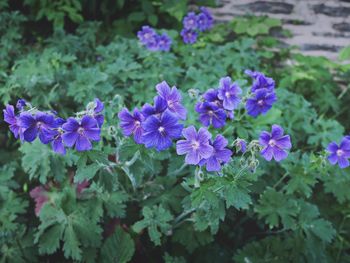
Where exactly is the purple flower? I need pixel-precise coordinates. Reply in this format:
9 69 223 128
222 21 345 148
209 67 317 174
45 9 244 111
156 81 187 120
176 126 213 165
245 70 275 92
236 139 247 153
217 77 242 110
203 88 222 107
181 29 198 44
52 132 66 155
142 110 183 151
137 26 158 51
199 135 232 172
3 104 23 139
327 138 350 169
118 108 144 144
183 12 198 30
16 99 26 110
19 112 57 144
244 69 261 79
51 119 66 155
259 125 292 162
246 89 277 117
157 33 172 52
196 7 213 31
195 102 226 129
93 98 104 127
62 116 100 151
141 96 167 118
345 135 350 141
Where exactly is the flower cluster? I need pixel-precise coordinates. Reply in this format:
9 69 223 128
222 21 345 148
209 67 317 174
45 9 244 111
176 126 232 172
181 7 213 44
195 77 242 128
327 136 350 169
245 70 277 118
3 98 104 154
137 26 172 52
118 81 186 151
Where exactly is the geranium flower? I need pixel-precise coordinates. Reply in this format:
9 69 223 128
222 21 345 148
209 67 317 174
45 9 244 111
142 110 183 151
246 89 277 117
176 126 213 164
181 29 198 44
327 138 350 169
62 115 100 151
157 33 172 51
19 112 57 144
195 102 226 129
118 108 144 144
196 7 213 31
183 12 198 30
156 81 187 120
259 125 291 162
199 134 232 171
217 76 242 110
3 104 23 139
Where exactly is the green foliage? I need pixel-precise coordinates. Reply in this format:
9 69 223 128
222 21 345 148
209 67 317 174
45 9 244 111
1 9 350 263
132 205 173 246
100 226 135 263
231 16 282 36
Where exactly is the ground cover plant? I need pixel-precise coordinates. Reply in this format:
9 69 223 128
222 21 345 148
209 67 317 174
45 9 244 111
1 1 350 262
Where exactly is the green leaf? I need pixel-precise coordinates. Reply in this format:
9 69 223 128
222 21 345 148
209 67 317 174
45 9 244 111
38 224 64 254
20 140 52 183
255 188 298 228
339 46 350 61
63 224 82 261
101 226 135 263
132 205 173 246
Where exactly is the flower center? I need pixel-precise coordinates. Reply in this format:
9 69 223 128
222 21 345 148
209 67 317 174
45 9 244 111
337 149 344 157
268 139 276 147
37 121 43 128
168 100 174 108
258 100 264 106
225 91 231 98
191 140 200 150
135 120 141 127
78 127 84 135
208 110 214 116
158 126 165 133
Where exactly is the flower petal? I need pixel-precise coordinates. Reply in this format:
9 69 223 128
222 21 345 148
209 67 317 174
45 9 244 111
62 132 79 147
182 126 197 140
328 153 338 165
23 125 38 142
276 135 292 150
271 125 284 139
272 147 288 162
205 157 221 172
176 140 192 155
75 135 92 151
259 131 271 146
261 146 273 161
338 157 350 169
185 150 200 165
84 128 101 141
62 117 79 132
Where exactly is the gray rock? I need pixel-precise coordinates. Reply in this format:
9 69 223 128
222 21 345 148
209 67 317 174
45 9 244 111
313 4 350 17
236 1 294 14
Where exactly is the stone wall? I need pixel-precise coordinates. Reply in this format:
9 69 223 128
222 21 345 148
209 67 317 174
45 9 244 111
210 0 350 60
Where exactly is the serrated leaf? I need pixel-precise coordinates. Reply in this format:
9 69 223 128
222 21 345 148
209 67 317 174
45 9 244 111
101 226 135 263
